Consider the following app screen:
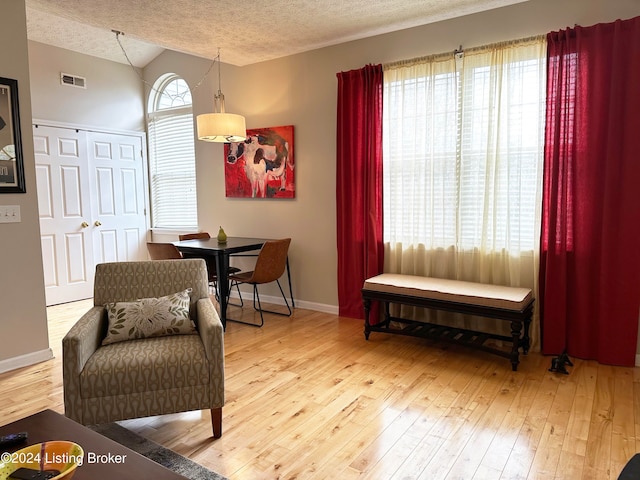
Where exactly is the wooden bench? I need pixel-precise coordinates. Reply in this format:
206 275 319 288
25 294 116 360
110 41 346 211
361 274 534 371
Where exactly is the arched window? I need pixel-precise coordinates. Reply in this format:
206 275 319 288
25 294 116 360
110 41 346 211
147 74 197 228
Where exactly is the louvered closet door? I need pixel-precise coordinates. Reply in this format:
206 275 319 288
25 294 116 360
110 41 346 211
34 125 149 306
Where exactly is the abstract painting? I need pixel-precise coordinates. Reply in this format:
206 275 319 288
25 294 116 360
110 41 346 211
224 125 294 198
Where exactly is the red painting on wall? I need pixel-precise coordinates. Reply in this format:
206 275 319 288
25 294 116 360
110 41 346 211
224 125 295 198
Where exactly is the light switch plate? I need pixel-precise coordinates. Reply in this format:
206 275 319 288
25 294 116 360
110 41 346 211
0 205 21 223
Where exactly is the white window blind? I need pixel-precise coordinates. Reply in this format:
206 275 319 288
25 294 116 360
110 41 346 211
148 112 197 228
383 38 546 255
147 75 197 229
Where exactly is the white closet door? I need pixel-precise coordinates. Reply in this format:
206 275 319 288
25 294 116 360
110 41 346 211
88 131 147 264
34 125 149 306
34 125 94 305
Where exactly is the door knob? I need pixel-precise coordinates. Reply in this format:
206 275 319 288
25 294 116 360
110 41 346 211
94 221 102 227
81 221 89 228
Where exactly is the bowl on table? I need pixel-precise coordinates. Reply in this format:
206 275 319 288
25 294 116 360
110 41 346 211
0 441 83 479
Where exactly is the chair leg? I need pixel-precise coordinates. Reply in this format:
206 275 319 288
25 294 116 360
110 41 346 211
252 280 292 322
224 283 263 327
211 407 222 438
252 284 266 327
233 280 244 306
226 280 292 328
210 280 219 301
226 279 244 308
211 277 242 307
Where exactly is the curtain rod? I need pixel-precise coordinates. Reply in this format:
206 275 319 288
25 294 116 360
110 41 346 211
384 34 546 70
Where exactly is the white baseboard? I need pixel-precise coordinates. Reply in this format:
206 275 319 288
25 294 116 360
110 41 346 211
0 348 54 374
636 354 640 367
293 299 339 315
229 292 339 316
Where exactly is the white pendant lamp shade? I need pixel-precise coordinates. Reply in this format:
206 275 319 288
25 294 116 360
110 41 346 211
196 48 247 143
197 112 246 143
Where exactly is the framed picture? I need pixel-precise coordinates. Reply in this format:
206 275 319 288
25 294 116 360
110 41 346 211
224 125 294 198
0 77 25 193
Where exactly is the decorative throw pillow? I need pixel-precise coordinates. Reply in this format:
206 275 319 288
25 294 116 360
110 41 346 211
102 288 196 345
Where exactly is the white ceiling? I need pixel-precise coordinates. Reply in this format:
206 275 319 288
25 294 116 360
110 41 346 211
25 0 529 68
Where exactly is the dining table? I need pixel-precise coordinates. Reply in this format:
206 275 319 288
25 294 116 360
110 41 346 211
174 236 294 327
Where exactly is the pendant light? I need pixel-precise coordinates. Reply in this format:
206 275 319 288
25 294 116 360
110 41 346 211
197 49 246 142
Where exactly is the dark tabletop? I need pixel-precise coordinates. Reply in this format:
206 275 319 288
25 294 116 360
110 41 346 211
0 410 187 480
174 236 268 255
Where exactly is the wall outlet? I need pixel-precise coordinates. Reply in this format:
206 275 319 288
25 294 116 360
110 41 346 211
0 205 21 223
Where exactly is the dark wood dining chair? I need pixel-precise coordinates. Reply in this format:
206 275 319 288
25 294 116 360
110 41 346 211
228 238 292 327
146 242 183 260
178 232 243 305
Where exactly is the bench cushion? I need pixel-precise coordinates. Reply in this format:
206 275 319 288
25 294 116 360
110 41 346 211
363 273 532 311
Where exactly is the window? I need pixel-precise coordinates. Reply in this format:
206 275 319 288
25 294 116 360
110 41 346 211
383 39 547 255
147 74 197 229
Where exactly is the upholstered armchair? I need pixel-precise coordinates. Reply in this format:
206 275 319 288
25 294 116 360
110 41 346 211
62 259 224 438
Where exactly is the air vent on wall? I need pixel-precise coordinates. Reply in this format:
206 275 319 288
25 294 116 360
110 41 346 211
60 73 86 89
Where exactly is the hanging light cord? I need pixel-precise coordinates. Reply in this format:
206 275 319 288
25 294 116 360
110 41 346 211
213 47 226 113
113 30 218 93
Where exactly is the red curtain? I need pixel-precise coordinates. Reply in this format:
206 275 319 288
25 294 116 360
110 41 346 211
336 64 384 319
540 18 640 366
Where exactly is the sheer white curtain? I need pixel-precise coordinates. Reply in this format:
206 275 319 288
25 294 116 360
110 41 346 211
382 37 546 349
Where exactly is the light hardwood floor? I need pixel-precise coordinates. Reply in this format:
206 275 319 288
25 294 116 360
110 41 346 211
1 299 638 479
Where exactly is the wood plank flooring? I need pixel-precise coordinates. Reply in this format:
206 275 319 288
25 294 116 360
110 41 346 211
1 299 638 479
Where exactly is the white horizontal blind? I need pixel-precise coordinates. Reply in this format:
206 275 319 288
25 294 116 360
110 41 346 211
383 39 546 255
384 57 459 248
147 74 198 230
148 111 197 228
458 50 545 252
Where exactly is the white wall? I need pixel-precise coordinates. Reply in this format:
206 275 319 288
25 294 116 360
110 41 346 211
0 0 50 371
144 0 640 312
29 41 145 132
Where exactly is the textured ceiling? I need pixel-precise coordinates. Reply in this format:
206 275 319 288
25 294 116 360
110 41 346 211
25 0 529 68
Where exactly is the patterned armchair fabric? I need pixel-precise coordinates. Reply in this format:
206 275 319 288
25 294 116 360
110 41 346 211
62 259 225 438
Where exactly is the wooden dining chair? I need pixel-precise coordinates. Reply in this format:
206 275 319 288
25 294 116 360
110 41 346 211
178 232 213 242
178 232 243 305
146 242 183 260
228 238 292 327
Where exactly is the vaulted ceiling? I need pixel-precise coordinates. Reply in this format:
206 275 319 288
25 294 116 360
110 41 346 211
25 0 529 68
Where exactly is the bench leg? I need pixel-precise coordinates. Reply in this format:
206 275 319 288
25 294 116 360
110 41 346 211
521 314 531 355
363 297 371 340
510 320 522 371
384 302 391 326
